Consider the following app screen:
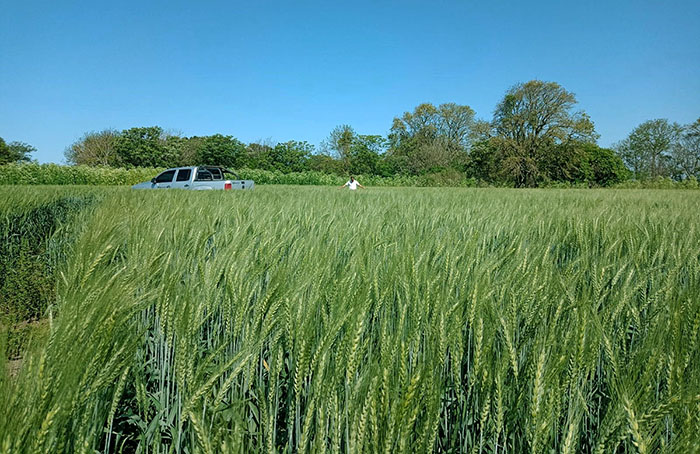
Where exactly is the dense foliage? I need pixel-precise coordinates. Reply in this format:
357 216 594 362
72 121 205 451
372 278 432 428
5 80 698 187
1 187 699 452
0 138 34 166
615 118 700 180
0 163 483 187
0 188 102 357
56 80 639 188
0 164 164 186
3 162 698 189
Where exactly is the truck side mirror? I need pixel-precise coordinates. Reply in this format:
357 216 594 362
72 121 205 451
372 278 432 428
151 178 156 184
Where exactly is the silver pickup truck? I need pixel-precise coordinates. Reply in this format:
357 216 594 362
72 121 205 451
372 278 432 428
132 166 254 190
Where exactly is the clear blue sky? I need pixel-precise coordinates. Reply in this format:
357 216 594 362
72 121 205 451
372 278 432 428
1 0 698 163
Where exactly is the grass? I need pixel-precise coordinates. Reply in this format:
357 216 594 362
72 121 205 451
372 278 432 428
0 187 103 358
1 186 699 453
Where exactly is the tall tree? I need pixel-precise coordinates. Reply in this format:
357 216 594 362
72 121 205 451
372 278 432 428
166 135 200 167
465 140 499 182
617 119 680 179
614 137 644 179
323 125 356 172
0 138 8 165
114 126 175 168
388 103 475 174
0 137 35 165
672 118 700 179
307 153 344 174
470 119 494 142
192 134 246 168
348 135 387 175
585 144 630 186
268 141 314 173
492 80 597 186
244 141 276 170
65 129 120 166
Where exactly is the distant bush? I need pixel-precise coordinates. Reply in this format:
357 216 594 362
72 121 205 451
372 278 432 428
539 181 591 189
0 164 454 187
234 168 343 186
416 169 476 187
0 163 163 186
612 176 699 189
5 163 695 189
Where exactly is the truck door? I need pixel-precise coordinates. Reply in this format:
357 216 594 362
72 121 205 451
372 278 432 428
171 168 192 189
154 169 176 188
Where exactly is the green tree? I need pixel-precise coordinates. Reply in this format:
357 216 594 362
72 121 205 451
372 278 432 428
166 136 200 167
465 140 499 183
244 141 275 170
192 134 246 168
672 118 700 179
268 141 314 173
242 140 314 172
492 80 597 187
348 135 387 175
388 103 475 174
616 119 681 179
585 144 630 186
323 125 356 172
614 138 644 179
322 128 391 176
307 153 344 174
64 130 120 166
470 119 494 143
0 137 35 165
532 142 629 186
0 138 7 164
114 126 175 168
538 142 591 183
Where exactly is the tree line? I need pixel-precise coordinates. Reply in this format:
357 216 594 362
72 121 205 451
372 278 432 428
2 80 698 187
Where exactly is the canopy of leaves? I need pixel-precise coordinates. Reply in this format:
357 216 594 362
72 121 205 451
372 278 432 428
491 80 598 186
388 103 475 175
615 119 681 179
189 134 246 168
65 130 120 166
0 138 35 165
114 126 175 168
672 118 700 179
21 79 700 187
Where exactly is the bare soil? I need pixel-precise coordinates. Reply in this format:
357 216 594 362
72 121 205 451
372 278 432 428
3 318 50 378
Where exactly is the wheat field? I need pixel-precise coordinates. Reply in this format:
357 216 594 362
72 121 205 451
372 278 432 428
1 186 699 453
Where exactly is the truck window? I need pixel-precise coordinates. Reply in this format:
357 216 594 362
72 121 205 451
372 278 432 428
155 170 176 183
223 169 241 179
176 168 192 182
195 168 213 181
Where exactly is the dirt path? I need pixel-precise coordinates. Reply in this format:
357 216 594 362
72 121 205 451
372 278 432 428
7 358 22 378
3 318 50 378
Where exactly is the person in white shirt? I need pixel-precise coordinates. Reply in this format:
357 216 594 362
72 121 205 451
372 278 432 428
339 176 365 190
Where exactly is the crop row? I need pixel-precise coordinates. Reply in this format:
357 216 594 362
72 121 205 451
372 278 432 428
0 187 104 357
1 187 699 453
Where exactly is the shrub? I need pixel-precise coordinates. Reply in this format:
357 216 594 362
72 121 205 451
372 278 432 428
0 163 163 186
